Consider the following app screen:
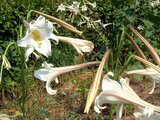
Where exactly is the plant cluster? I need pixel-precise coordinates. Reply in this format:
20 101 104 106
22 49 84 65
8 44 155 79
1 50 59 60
0 0 160 120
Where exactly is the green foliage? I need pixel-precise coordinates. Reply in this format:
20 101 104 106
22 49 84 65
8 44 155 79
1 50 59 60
0 0 160 119
127 61 144 81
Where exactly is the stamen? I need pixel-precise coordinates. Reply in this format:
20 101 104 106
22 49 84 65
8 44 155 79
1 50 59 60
32 30 41 41
32 30 42 47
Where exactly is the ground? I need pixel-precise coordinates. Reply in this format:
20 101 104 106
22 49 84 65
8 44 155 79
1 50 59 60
0 68 160 120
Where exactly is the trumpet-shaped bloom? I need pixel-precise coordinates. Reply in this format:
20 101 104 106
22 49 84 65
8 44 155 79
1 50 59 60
57 36 94 59
94 72 160 120
137 25 144 30
125 67 160 94
86 1 96 8
150 0 160 7
57 3 66 11
134 107 160 120
67 1 80 15
0 55 11 84
2 55 11 70
81 5 87 11
126 26 160 94
32 10 83 35
34 61 99 95
17 16 58 59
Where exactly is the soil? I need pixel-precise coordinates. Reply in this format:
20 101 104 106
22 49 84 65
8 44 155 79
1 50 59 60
47 71 160 120
0 69 160 120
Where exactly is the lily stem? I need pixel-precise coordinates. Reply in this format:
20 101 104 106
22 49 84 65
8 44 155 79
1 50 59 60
20 47 27 119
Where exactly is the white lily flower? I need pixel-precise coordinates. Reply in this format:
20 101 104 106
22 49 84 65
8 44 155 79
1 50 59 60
57 3 66 12
67 1 80 15
125 67 160 94
0 113 10 120
126 26 160 94
94 72 160 120
134 107 160 120
32 10 83 35
81 5 88 11
78 21 86 26
0 55 11 84
102 23 113 28
87 2 96 8
17 16 58 60
34 61 99 95
150 0 160 7
137 25 144 30
2 55 11 70
32 52 40 59
34 61 59 95
91 2 96 8
57 36 94 59
94 19 101 24
72 1 80 8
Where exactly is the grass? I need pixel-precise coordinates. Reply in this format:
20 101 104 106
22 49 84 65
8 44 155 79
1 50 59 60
1 0 160 119
1 68 99 119
2 65 160 119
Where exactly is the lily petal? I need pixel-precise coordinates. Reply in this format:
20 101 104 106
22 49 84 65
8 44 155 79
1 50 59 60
94 72 160 119
33 38 51 57
34 15 45 25
34 61 100 95
57 36 94 59
49 33 59 44
134 107 159 120
125 67 160 94
25 46 34 59
34 62 59 84
46 82 57 95
42 61 54 68
32 10 83 35
34 69 50 82
126 56 160 94
18 15 58 60
102 72 121 91
120 77 140 98
134 55 160 73
129 26 160 65
125 69 159 76
17 31 32 47
116 103 123 120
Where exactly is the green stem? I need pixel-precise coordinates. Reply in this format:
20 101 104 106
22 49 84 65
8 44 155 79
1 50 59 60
0 42 17 85
121 55 134 73
4 42 16 56
132 0 137 26
115 25 125 78
20 47 26 119
109 105 115 120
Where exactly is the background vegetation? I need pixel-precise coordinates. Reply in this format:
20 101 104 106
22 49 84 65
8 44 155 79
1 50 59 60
0 0 160 119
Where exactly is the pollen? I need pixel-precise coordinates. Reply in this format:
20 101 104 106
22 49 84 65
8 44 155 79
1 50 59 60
32 30 42 47
32 30 41 41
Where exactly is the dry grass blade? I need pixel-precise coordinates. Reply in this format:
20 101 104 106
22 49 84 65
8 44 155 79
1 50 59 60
129 26 160 65
32 10 83 35
126 33 147 60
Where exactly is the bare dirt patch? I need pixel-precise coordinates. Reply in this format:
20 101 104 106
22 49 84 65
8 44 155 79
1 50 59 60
0 69 160 120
